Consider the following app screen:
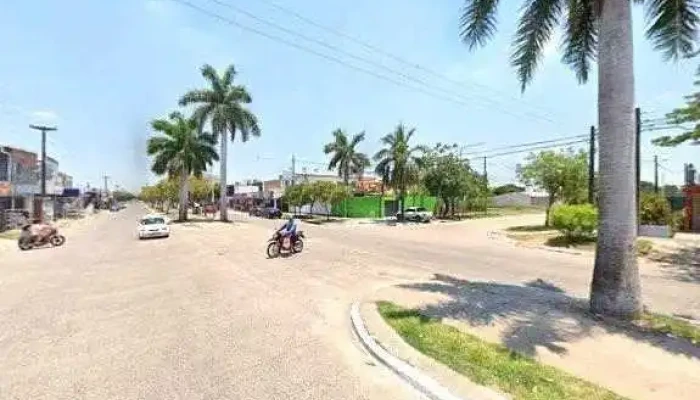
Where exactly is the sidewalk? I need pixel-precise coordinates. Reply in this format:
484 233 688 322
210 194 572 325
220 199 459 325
364 276 700 400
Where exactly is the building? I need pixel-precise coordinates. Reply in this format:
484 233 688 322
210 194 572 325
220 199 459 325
491 188 549 207
0 146 39 212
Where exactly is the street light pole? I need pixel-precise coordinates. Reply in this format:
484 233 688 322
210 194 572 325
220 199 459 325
29 124 57 198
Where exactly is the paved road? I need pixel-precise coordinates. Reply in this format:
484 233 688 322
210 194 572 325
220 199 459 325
1 204 698 399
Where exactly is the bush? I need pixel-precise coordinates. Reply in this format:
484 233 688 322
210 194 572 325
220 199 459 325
550 204 598 239
640 193 672 226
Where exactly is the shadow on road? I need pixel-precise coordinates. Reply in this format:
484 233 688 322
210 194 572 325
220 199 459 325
396 274 700 360
648 246 700 283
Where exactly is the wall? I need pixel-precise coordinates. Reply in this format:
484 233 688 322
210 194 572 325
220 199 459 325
331 195 437 218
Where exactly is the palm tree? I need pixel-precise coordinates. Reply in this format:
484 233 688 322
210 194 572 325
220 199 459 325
323 129 371 185
147 112 219 221
179 64 261 222
459 1 698 317
373 124 425 220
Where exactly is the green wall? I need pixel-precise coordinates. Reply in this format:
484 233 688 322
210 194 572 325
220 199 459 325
332 195 437 218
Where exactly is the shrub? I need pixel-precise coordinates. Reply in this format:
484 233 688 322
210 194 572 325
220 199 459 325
640 193 672 226
550 204 598 239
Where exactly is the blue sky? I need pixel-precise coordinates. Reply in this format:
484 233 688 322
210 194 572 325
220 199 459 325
0 0 697 191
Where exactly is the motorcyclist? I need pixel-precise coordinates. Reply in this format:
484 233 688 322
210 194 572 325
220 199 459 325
277 215 298 247
28 218 54 244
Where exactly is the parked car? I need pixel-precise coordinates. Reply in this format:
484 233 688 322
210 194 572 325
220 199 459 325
396 207 433 223
137 214 170 239
261 207 282 219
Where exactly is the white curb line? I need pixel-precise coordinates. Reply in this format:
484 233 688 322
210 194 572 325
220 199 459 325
350 303 466 400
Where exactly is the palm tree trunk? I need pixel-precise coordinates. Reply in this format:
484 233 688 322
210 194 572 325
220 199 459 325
590 0 642 318
178 168 189 221
219 135 228 222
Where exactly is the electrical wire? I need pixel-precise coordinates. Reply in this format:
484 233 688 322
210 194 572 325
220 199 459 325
253 0 561 122
172 0 557 124
462 134 588 156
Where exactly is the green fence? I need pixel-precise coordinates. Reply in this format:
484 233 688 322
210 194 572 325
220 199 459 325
331 195 437 218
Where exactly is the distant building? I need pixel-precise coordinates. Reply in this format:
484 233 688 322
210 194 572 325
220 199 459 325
492 188 549 208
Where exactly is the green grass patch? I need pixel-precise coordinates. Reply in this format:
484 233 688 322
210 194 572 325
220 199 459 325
506 224 555 233
637 239 654 256
377 301 626 400
0 230 20 240
639 313 700 345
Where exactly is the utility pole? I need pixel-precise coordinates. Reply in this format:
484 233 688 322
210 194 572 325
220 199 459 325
654 155 659 193
29 124 57 198
482 157 487 183
103 175 110 196
588 126 596 204
291 154 296 186
635 107 641 220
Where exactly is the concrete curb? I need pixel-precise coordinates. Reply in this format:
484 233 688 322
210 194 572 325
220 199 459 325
350 302 466 400
487 230 585 256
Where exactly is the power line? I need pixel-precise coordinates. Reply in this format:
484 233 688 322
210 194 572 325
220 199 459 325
253 0 560 123
174 0 556 124
463 134 588 156
475 139 588 159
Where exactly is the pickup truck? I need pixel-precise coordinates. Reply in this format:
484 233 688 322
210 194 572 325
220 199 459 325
396 207 433 223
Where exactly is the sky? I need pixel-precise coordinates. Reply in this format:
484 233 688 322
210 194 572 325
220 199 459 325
0 0 698 192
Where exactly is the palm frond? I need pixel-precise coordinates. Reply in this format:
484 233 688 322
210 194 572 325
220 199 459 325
222 64 237 88
460 0 501 49
562 0 598 83
200 64 223 94
179 89 218 106
644 0 700 60
511 0 564 91
350 131 366 147
226 85 253 104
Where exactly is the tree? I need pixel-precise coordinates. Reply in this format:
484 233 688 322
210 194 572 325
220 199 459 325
284 184 311 213
458 0 699 318
323 129 370 185
189 176 215 203
147 112 219 221
330 184 352 219
518 150 588 227
492 184 525 196
113 190 136 202
653 69 700 146
180 64 261 222
373 124 426 220
421 144 484 218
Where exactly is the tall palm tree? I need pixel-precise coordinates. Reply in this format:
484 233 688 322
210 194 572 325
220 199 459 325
147 112 219 221
373 124 425 220
179 64 260 222
459 1 698 317
323 129 371 185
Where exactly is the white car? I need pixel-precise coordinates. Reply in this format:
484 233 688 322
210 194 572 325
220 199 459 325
137 214 170 239
396 207 433 223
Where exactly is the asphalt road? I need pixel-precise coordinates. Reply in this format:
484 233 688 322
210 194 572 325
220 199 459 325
1 203 698 399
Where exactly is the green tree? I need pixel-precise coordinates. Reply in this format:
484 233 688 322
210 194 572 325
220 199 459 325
147 112 219 221
284 183 311 213
323 129 370 185
422 144 483 218
373 124 426 220
519 150 588 226
653 69 700 146
189 176 215 203
179 64 261 222
458 0 699 318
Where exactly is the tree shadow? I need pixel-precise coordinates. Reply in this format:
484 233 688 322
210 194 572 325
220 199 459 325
396 274 700 360
647 246 700 283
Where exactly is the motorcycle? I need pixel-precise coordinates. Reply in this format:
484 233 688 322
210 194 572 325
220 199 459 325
267 231 305 258
17 225 66 251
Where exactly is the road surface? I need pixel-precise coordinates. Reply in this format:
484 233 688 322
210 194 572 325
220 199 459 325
1 203 697 399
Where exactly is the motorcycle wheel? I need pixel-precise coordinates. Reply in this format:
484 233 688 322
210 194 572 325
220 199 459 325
267 242 281 258
292 238 304 253
50 235 66 247
18 239 33 251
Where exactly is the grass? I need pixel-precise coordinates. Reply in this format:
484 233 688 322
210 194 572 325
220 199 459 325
545 235 597 248
0 229 20 240
637 239 654 256
639 313 700 345
377 301 626 400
